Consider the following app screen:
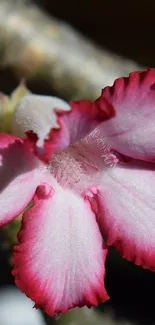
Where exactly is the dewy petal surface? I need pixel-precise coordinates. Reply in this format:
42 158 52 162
13 182 109 316
12 94 115 162
95 160 155 270
97 69 155 162
0 133 43 226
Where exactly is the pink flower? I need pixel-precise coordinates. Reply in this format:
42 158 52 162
1 68 155 316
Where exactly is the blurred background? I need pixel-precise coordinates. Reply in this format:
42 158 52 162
0 0 155 324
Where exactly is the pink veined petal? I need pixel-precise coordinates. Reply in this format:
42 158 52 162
12 182 109 316
12 93 115 162
0 133 43 227
96 68 155 162
93 159 155 270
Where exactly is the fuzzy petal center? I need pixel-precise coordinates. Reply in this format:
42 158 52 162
49 128 118 192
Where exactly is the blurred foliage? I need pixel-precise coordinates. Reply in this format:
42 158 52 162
0 0 141 101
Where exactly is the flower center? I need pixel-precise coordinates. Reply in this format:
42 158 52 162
49 129 118 192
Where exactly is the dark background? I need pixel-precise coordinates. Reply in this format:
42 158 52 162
35 0 155 66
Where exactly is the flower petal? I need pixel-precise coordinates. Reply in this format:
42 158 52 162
12 94 70 146
13 182 109 316
0 133 43 226
94 160 155 270
97 69 155 162
12 94 115 162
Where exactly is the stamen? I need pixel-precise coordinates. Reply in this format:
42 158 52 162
85 128 119 168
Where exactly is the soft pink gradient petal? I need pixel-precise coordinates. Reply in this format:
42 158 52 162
13 182 109 316
94 160 155 270
96 69 155 162
0 133 43 226
12 93 115 162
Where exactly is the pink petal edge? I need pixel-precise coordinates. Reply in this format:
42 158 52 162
0 133 42 226
93 159 155 271
12 182 109 316
96 68 155 162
